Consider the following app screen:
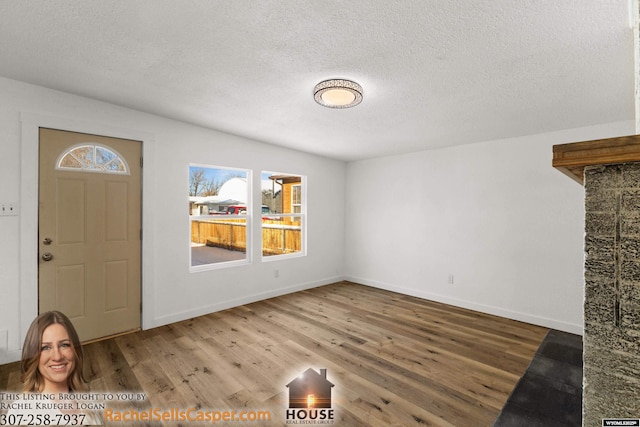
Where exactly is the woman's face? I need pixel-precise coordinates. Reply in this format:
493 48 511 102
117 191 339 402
38 323 75 392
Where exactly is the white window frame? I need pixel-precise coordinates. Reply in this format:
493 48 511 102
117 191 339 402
189 164 252 272
55 143 130 175
261 172 306 262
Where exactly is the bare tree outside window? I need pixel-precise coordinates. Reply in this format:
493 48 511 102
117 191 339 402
190 167 223 197
189 165 250 271
261 171 306 259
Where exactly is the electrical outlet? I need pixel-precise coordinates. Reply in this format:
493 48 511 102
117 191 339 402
0 202 18 216
274 269 279 278
448 274 454 285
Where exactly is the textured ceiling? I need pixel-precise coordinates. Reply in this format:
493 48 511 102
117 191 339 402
0 1 634 161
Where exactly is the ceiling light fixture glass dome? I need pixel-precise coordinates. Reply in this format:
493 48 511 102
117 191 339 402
314 79 363 108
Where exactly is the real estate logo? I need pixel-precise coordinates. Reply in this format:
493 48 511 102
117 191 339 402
285 368 335 424
602 419 640 427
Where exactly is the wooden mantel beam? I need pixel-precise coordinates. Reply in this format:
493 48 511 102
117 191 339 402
553 134 640 185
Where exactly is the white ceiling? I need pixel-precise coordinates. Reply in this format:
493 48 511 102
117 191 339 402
0 1 634 161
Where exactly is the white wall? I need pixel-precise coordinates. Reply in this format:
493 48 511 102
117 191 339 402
345 122 634 335
0 76 346 363
0 74 634 365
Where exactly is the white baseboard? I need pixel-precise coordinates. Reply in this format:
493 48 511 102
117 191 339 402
151 275 345 328
344 275 584 336
2 274 581 367
1 277 345 365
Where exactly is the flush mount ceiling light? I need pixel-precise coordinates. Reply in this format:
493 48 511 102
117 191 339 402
314 79 363 109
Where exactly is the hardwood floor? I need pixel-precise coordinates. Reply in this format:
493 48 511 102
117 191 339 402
0 281 548 426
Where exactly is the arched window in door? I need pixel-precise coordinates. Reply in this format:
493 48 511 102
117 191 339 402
56 143 129 175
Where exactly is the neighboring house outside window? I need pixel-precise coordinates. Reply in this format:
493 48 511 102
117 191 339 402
291 184 302 214
189 165 251 271
262 172 306 259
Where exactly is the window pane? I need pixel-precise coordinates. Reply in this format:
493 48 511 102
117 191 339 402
292 185 301 205
96 146 116 165
261 172 305 258
95 147 126 172
56 144 129 175
59 153 83 169
74 146 94 167
190 217 248 265
190 165 250 269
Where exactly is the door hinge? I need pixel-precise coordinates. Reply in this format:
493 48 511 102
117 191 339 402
140 157 143 168
140 229 143 240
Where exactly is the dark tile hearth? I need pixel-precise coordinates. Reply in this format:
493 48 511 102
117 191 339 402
493 329 583 427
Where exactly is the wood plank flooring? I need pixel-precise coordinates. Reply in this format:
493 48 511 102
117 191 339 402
0 281 548 426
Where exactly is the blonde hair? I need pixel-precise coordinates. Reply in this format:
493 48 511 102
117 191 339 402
21 311 87 392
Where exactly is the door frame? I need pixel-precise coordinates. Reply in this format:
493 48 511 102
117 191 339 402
19 112 156 347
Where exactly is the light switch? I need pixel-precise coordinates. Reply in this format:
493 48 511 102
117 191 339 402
0 202 18 216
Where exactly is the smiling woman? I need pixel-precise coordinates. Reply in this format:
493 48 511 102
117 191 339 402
5 311 103 424
19 311 85 394
37 324 75 393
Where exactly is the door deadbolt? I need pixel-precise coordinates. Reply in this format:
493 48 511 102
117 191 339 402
43 237 53 245
41 252 53 262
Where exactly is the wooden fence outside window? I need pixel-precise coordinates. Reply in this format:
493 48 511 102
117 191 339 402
191 219 301 255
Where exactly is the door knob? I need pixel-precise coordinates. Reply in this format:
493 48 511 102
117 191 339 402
42 252 54 262
43 237 53 245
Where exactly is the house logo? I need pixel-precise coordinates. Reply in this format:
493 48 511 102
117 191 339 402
285 368 335 424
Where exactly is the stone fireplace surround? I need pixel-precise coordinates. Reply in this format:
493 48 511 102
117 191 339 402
553 135 640 426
